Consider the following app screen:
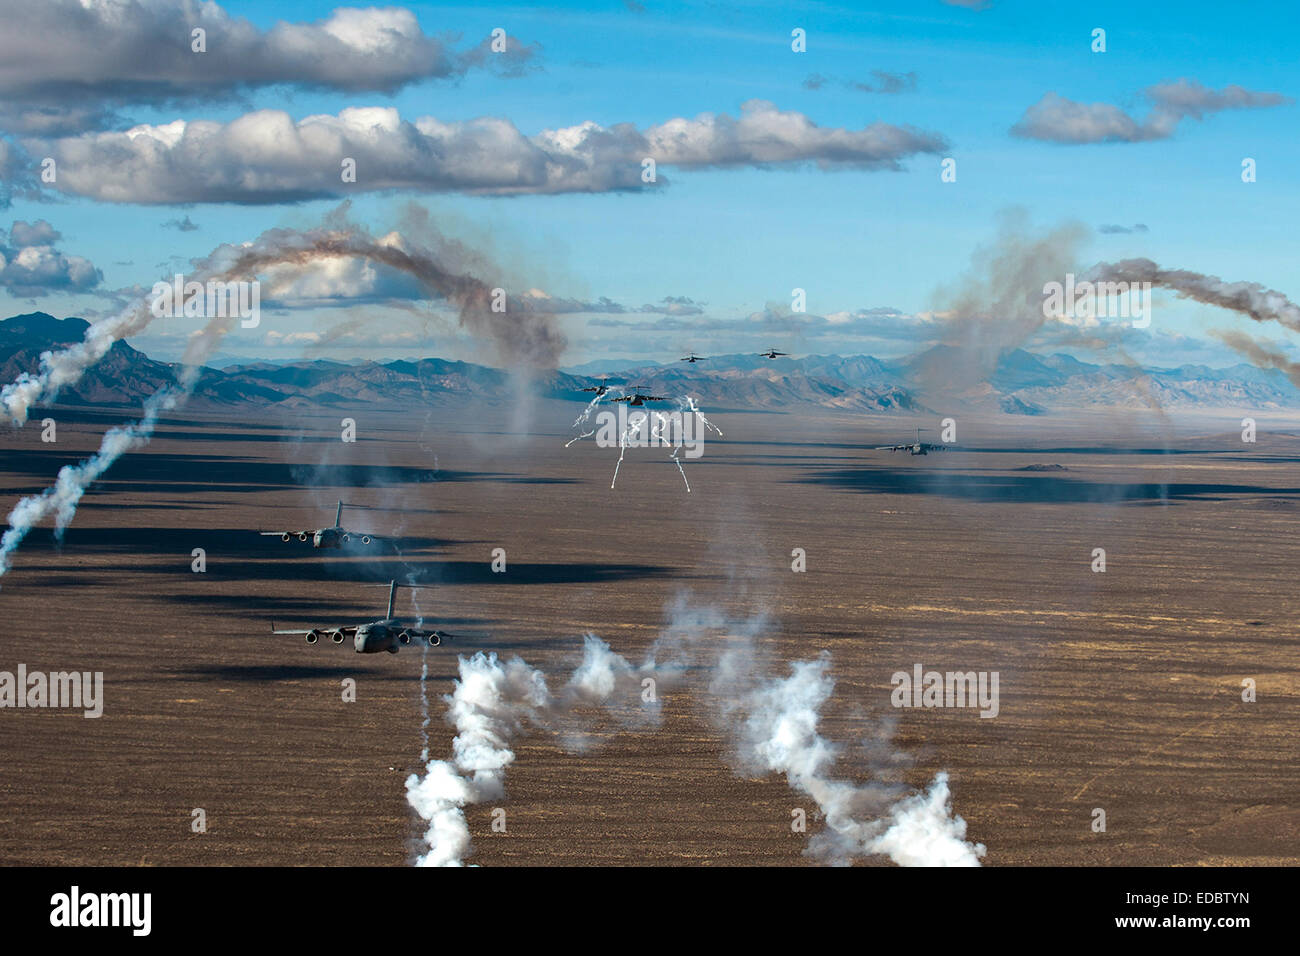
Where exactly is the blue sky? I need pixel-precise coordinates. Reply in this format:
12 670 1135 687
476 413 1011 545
1 0 1296 367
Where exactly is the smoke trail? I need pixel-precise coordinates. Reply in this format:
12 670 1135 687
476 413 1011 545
220 227 568 370
2 217 567 425
0 374 197 583
0 215 571 575
1091 258 1300 385
409 600 984 867
691 604 985 867
1090 258 1300 333
405 652 553 868
917 214 1171 417
921 211 1090 395
649 411 691 491
1210 330 1300 388
406 634 656 866
726 656 983 866
565 393 721 491
572 389 612 429
419 643 431 764
0 263 245 578
681 396 723 438
610 411 647 489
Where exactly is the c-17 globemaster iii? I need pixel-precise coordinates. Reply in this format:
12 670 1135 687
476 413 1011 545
877 428 951 456
270 581 457 654
260 500 378 548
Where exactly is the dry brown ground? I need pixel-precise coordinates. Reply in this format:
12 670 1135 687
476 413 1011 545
0 399 1296 866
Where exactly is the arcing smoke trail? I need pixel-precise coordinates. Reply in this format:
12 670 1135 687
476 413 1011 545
1090 258 1300 333
0 218 567 577
408 600 984 867
219 229 568 370
1090 258 1300 385
2 218 566 425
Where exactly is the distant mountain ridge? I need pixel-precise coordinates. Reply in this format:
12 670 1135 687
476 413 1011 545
2 312 1297 414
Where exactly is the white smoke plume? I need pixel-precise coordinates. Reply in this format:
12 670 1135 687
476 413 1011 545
409 599 984 867
0 374 198 583
406 634 656 866
692 605 984 867
405 652 554 867
723 654 983 866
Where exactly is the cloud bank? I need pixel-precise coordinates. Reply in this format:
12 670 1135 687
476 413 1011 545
1012 80 1289 144
16 100 949 204
0 0 538 134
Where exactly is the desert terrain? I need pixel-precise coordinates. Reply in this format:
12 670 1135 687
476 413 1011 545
0 398 1296 866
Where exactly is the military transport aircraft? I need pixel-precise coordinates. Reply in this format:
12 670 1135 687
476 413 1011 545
759 348 788 359
270 581 456 654
260 501 377 548
877 429 950 456
680 352 707 363
611 387 668 406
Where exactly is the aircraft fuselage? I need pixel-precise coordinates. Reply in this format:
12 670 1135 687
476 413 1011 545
354 620 442 654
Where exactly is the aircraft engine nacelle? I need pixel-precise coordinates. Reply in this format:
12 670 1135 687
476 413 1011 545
330 630 345 644
297 532 309 542
305 630 320 645
427 633 442 647
280 533 291 542
398 631 413 645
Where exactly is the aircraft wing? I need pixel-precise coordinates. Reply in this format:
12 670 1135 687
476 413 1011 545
410 627 457 644
260 530 310 537
874 444 906 451
269 623 358 636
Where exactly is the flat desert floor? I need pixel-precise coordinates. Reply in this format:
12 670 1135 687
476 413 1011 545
0 398 1297 866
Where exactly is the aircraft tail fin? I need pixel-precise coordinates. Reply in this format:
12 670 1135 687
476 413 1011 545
335 500 344 526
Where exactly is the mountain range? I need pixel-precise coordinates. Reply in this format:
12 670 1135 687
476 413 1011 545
3 313 1297 415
